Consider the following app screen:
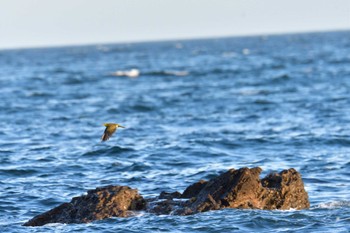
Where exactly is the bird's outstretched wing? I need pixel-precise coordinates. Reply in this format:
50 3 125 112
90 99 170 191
101 127 117 141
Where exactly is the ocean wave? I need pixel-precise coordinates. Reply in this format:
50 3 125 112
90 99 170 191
314 201 350 209
130 103 157 112
253 99 276 105
82 146 134 157
2 31 350 232
108 102 158 113
51 67 83 75
63 76 84 85
27 91 54 98
109 69 189 78
29 146 52 151
0 168 38 176
110 69 140 78
0 149 14 154
108 67 291 79
269 73 291 83
144 70 189 77
120 162 152 172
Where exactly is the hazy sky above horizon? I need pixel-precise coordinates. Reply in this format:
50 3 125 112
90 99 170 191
0 0 349 49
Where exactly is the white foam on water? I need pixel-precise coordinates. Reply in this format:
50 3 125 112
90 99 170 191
111 69 140 78
314 201 350 209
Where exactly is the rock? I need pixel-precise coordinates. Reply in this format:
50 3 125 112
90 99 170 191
176 167 309 215
181 180 208 198
261 168 310 210
159 191 182 200
23 185 146 226
147 191 186 215
147 199 187 215
24 167 310 226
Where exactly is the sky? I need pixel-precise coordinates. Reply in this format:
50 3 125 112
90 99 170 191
0 0 349 49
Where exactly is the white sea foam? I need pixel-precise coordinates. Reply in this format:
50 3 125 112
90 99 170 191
111 69 140 78
242 48 250 55
314 201 350 209
164 70 189 76
44 223 67 227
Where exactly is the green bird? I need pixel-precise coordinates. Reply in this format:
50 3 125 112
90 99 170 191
101 123 125 141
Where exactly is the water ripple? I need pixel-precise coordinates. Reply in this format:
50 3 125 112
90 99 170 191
1 31 350 232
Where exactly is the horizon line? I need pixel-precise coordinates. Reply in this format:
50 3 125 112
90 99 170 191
1 28 349 51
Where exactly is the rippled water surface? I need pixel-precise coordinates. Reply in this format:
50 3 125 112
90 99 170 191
1 31 350 232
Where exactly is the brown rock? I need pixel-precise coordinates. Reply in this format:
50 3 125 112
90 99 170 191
177 167 309 214
23 185 146 226
261 168 310 210
181 180 208 198
159 191 182 200
147 192 184 215
147 199 187 215
24 167 310 226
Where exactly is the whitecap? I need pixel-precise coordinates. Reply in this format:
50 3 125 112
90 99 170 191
164 70 189 76
242 48 250 55
111 69 140 78
314 201 350 209
44 222 67 227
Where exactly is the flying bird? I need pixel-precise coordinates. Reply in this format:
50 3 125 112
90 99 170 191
101 123 125 141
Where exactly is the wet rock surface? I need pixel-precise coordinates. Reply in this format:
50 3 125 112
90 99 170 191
175 167 310 215
181 180 208 198
23 185 146 226
24 167 310 226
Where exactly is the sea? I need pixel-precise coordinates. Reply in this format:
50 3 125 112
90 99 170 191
0 31 349 232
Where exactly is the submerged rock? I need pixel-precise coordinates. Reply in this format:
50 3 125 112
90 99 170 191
23 185 146 226
24 167 309 226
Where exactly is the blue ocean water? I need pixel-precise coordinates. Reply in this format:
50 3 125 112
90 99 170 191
0 31 350 232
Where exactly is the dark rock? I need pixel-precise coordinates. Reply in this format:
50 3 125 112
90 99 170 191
23 185 146 226
181 180 208 198
147 199 187 215
260 168 310 210
159 191 182 200
146 191 184 215
176 167 309 215
24 167 310 226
